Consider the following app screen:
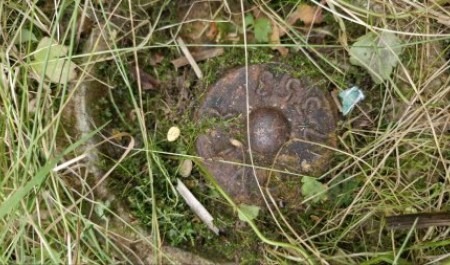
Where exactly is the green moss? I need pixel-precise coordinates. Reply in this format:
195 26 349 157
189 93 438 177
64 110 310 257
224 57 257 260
80 2 449 261
200 46 275 86
93 36 351 261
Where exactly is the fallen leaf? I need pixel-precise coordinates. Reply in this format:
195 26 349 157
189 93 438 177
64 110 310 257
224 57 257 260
130 65 160 90
349 32 402 84
238 204 260 222
14 29 37 44
33 59 77 84
167 126 181 142
34 37 68 60
31 37 77 84
179 1 213 45
301 176 327 203
288 4 323 26
269 22 289 57
206 22 218 41
149 53 164 66
171 48 224 68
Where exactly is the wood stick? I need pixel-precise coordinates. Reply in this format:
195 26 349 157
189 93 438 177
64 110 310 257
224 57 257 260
171 47 224 68
386 212 450 230
176 37 203 79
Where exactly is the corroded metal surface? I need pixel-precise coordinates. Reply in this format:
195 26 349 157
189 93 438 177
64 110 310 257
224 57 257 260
195 64 337 205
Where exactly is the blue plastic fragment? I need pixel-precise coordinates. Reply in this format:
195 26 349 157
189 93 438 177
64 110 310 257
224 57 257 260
338 86 365 116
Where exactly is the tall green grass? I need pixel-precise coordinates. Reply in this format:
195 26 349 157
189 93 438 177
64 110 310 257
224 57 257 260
1 0 449 264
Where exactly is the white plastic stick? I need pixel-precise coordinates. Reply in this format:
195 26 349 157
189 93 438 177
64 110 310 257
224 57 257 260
176 179 219 235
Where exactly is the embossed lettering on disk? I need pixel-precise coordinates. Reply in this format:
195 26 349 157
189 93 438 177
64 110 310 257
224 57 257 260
195 64 337 205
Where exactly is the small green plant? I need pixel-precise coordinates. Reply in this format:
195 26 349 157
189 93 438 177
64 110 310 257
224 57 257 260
238 204 260 222
245 14 272 43
301 176 328 203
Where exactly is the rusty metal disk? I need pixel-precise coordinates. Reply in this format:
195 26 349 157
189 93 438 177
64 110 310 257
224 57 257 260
195 64 337 205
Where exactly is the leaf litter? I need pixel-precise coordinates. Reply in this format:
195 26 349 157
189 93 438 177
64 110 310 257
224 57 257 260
349 31 403 84
31 37 77 84
130 64 160 91
287 4 324 26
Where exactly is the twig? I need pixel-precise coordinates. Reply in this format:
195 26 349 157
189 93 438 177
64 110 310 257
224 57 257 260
176 37 203 79
386 212 450 230
171 47 224 68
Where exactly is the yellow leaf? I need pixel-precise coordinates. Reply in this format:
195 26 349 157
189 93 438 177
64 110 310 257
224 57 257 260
269 22 289 57
287 4 323 26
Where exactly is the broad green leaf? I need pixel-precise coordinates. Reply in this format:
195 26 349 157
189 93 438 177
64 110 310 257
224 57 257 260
245 14 254 28
14 29 37 44
301 176 327 203
349 32 402 84
238 204 260 222
32 58 77 84
254 18 272 43
31 37 77 84
34 37 68 61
